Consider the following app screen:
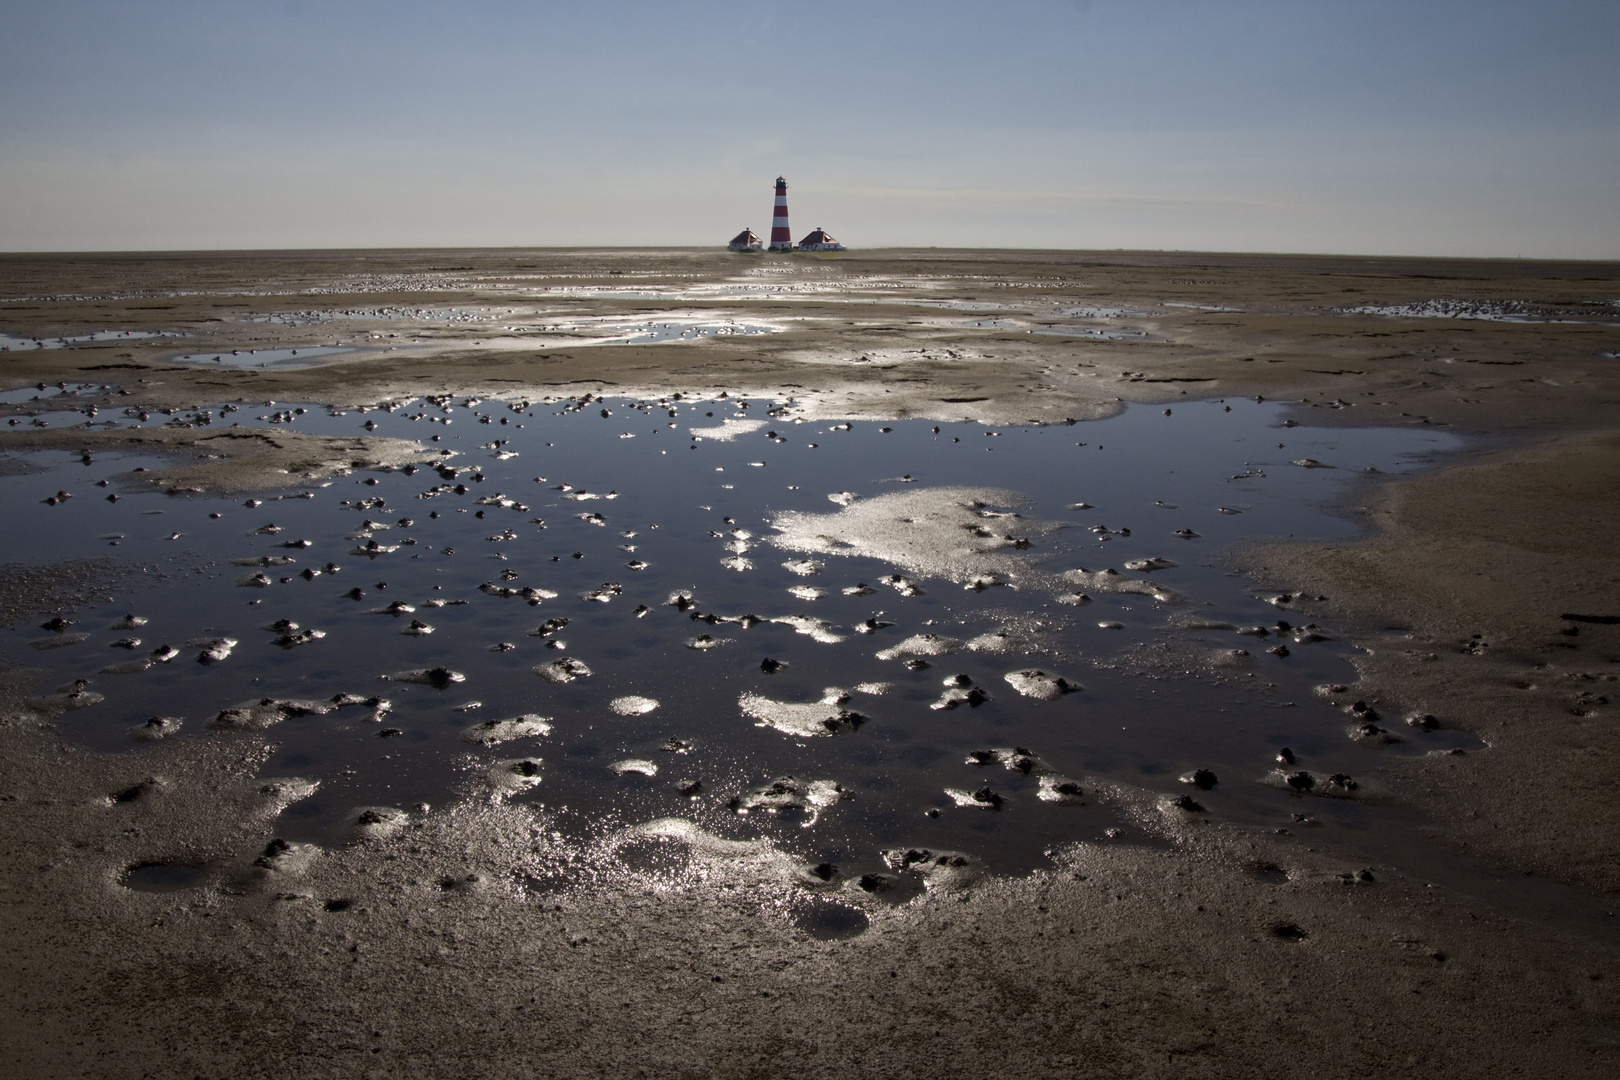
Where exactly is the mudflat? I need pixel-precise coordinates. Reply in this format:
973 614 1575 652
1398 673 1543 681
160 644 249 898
2 248 1618 1078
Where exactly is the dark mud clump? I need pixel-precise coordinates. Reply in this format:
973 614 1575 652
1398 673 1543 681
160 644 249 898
211 697 333 730
739 690 869 738
462 715 553 745
381 667 466 688
1003 669 1078 701
729 776 851 824
534 657 592 683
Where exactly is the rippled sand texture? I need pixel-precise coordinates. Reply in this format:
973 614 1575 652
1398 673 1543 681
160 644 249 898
2 249 1619 1078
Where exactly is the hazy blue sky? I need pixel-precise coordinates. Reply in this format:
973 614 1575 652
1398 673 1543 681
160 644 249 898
1 0 1615 257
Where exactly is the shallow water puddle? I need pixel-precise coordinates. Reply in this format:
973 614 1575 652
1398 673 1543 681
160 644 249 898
956 317 1149 340
122 862 206 892
3 396 1480 882
1340 299 1620 324
0 330 165 351
1033 326 1150 340
1 382 124 431
794 898 871 940
1 384 77 407
167 345 359 369
506 314 783 345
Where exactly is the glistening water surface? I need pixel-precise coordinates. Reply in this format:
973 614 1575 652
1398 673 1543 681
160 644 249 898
0 330 165 351
4 395 1477 888
168 346 360 369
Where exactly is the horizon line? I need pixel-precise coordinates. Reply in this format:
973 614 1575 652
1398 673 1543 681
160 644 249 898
0 245 1615 268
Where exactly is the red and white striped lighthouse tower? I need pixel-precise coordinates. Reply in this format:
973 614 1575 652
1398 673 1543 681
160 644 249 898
768 176 794 251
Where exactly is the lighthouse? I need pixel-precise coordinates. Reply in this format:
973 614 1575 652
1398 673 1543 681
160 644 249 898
768 176 794 251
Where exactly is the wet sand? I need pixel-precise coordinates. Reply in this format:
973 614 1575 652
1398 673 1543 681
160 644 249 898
1233 431 1620 893
2 248 1618 1077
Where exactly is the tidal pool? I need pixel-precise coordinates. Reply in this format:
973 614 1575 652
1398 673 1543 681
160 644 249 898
167 345 359 369
0 330 164 351
506 314 784 345
957 317 1149 340
2 394 1476 883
